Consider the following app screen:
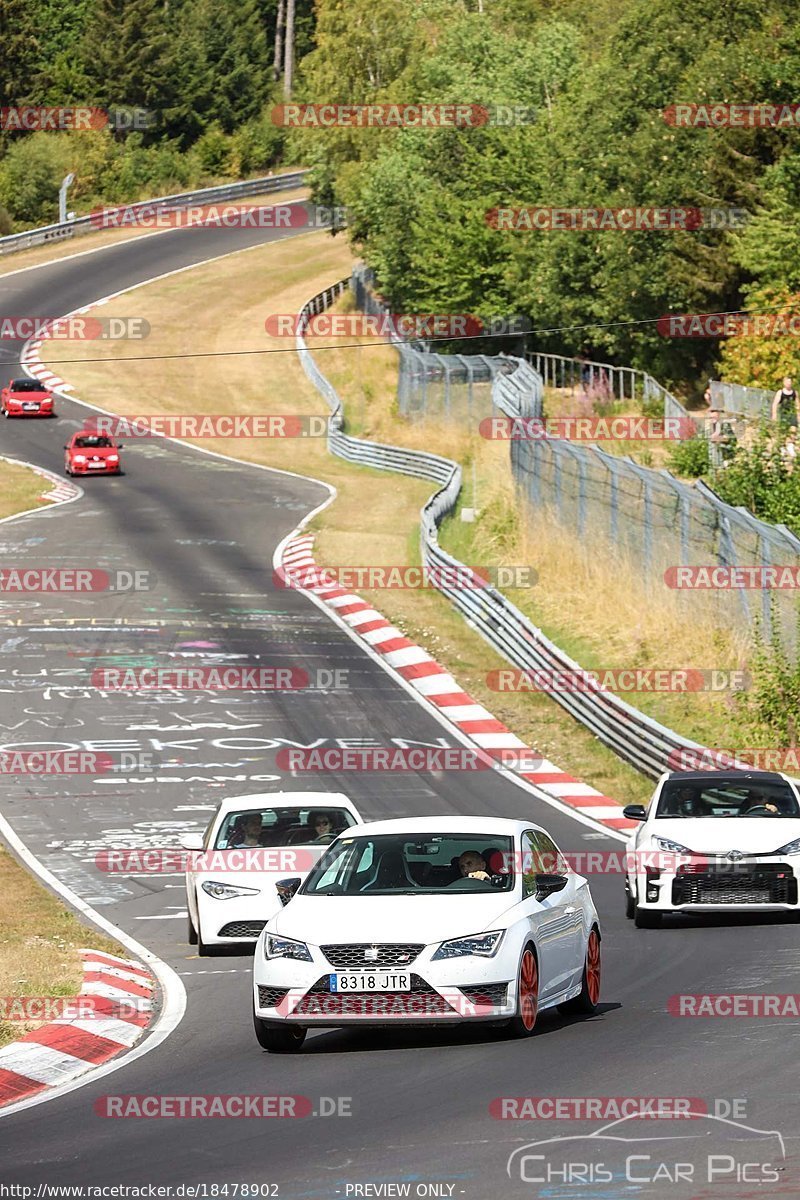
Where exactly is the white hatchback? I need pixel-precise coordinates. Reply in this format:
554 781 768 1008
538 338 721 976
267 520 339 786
182 791 362 954
252 815 601 1052
624 769 800 926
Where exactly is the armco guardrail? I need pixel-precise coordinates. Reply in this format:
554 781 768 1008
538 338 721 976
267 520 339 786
297 279 714 782
0 170 308 256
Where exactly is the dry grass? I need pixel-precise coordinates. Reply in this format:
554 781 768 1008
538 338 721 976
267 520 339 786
0 847 120 1047
0 185 309 279
0 460 50 520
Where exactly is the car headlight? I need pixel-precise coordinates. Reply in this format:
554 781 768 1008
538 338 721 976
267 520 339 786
72 455 87 463
107 455 119 461
431 930 504 960
653 837 694 855
774 837 800 855
264 934 312 961
200 880 260 900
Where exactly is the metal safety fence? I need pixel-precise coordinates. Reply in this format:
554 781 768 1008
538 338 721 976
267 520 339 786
350 264 537 420
296 280 718 781
0 169 308 256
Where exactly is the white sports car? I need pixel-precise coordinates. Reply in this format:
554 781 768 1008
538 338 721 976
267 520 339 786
252 815 601 1052
624 769 800 927
182 791 362 954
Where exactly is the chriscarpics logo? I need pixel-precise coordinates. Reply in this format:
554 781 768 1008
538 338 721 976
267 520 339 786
506 1112 785 1190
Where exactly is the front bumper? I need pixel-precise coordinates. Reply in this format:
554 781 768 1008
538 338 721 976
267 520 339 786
633 856 800 912
6 405 53 417
69 462 120 474
195 887 279 945
253 943 516 1026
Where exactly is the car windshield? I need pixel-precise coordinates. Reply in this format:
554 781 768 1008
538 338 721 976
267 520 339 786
656 779 800 818
301 833 515 895
74 436 113 448
10 379 45 392
214 806 356 849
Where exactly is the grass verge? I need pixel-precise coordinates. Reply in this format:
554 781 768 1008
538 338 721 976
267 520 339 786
0 460 52 520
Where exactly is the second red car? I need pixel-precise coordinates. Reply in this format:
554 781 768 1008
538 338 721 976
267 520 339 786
64 431 123 476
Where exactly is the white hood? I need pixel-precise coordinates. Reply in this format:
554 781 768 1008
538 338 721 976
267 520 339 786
271 893 516 946
647 817 800 856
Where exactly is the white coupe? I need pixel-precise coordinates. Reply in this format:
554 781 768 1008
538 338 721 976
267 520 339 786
182 791 362 954
252 815 601 1052
624 769 800 927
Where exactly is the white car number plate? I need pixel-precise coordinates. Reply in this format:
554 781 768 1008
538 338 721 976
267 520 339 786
88 461 106 468
22 403 39 410
329 971 411 992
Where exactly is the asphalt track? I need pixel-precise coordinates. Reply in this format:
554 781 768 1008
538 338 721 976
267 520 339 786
0 222 798 1198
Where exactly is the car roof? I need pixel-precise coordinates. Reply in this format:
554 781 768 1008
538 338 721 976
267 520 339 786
212 791 357 817
339 815 535 837
663 770 793 785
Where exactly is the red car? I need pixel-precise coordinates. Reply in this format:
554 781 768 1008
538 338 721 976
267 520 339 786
64 431 123 476
1 377 55 417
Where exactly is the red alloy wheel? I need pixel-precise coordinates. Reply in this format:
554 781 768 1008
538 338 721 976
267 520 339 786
519 947 539 1031
586 929 601 1005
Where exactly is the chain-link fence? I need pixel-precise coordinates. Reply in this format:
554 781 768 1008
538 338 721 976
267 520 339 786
710 379 773 421
500 365 800 649
350 264 537 421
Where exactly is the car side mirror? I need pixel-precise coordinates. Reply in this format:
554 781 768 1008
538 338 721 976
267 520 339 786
63 444 68 450
534 873 569 900
276 877 301 906
117 443 124 448
180 833 204 851
622 804 647 821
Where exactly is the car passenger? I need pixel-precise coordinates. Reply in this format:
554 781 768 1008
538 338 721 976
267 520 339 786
229 813 264 847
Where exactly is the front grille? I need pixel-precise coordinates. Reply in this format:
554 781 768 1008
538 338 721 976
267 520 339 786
295 975 454 1017
218 920 267 938
320 943 424 969
459 983 508 1006
672 864 797 906
257 985 289 1008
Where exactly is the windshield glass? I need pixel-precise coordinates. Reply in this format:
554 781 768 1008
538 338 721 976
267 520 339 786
302 833 515 895
75 436 113 448
11 379 45 392
656 779 800 818
214 806 356 849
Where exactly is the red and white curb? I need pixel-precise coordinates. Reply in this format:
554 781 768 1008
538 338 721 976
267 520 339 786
18 302 111 404
0 950 156 1108
0 454 81 509
281 535 637 835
